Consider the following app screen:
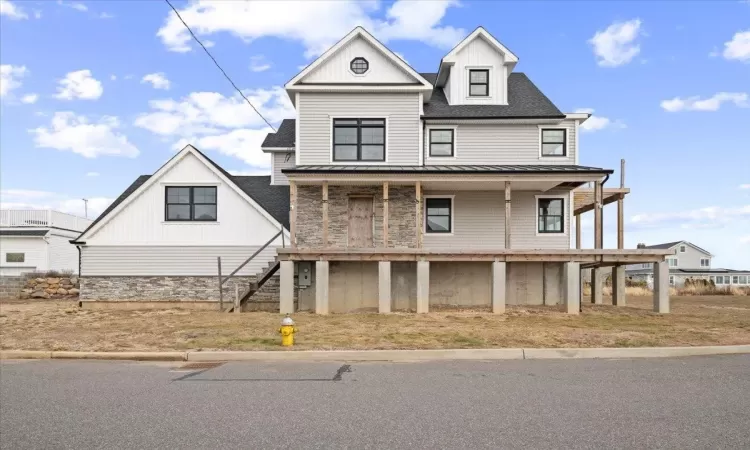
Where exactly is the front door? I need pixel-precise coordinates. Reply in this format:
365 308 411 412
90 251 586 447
348 197 373 248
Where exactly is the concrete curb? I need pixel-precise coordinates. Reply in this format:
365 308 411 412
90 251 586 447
1 346 748 362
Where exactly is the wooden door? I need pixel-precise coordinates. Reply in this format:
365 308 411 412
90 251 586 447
348 197 373 248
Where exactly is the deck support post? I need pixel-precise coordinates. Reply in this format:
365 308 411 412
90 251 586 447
289 181 297 248
322 182 329 248
612 266 626 306
315 261 329 315
594 179 603 249
491 260 506 314
564 262 580 315
575 214 582 249
416 260 429 313
280 261 295 314
505 181 512 249
382 182 389 248
378 261 391 314
653 260 670 313
591 268 603 305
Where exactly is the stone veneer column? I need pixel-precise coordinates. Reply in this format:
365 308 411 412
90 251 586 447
653 260 670 313
315 261 329 315
378 261 391 314
564 262 580 315
491 261 506 314
280 261 295 314
416 260 429 313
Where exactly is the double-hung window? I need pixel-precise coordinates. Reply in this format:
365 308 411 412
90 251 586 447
541 129 566 157
468 69 489 96
425 198 452 233
165 186 217 221
538 198 564 233
429 129 454 157
700 258 710 267
333 119 385 162
667 258 678 268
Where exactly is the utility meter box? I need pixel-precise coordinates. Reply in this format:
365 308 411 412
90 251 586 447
298 262 312 287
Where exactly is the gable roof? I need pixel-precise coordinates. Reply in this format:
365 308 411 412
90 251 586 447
421 72 564 119
642 241 713 256
73 146 290 243
436 26 519 87
285 26 433 93
261 119 296 149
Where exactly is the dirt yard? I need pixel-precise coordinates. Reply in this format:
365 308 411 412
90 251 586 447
1 296 749 352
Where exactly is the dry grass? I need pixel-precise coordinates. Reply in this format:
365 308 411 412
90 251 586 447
1 296 749 352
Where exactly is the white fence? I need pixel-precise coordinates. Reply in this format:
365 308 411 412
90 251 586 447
0 210 93 232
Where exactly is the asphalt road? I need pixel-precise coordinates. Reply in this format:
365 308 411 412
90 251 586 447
1 355 749 449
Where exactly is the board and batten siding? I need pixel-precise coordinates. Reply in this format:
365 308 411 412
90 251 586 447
272 152 296 186
424 121 576 165
0 237 47 275
422 190 570 250
445 35 507 105
81 246 277 276
297 92 420 165
47 230 81 273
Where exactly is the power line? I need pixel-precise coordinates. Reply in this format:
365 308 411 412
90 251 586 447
163 0 277 132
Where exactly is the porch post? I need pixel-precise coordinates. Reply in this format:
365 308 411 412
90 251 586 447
280 261 295 314
382 182 389 248
653 260 670 313
416 260 429 313
378 261 391 313
591 179 603 304
504 181 511 249
575 214 582 249
613 159 626 306
289 181 297 248
491 260 506 314
415 181 423 248
322 182 329 248
315 261 329 315
591 267 603 305
564 262 580 315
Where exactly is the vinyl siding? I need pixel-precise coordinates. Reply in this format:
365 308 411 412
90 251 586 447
422 190 570 250
673 244 710 269
47 230 80 273
298 92 420 165
424 121 576 165
272 152 296 185
81 246 278 276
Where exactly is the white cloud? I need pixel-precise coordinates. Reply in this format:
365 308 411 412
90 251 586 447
0 189 112 219
86 172 100 177
157 0 464 58
30 112 139 158
630 205 750 230
57 1 87 12
20 93 38 104
740 184 750 190
722 30 750 62
99 12 114 19
141 72 171 90
589 19 643 67
0 0 27 19
229 168 272 176
135 87 293 168
249 55 271 72
660 92 748 112
0 64 28 97
574 108 626 132
54 70 103 100
110 75 117 81
741 235 750 245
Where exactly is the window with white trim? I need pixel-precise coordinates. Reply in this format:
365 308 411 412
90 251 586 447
740 275 748 285
429 129 454 157
538 198 564 233
425 198 452 233
5 253 24 263
666 257 678 268
165 187 217 221
541 129 566 157
350 57 369 75
669 275 675 285
700 258 710 267
468 69 489 96
732 276 739 284
332 119 385 162
679 245 686 253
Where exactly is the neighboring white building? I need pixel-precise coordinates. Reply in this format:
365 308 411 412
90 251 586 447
0 210 92 276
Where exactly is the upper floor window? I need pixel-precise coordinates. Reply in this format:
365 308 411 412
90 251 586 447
700 258 710 267
6 253 24 263
541 129 566 157
165 186 217 221
667 257 678 268
333 118 385 162
538 198 564 233
468 69 489 96
350 57 369 75
429 129 454 157
425 197 452 233
679 245 686 253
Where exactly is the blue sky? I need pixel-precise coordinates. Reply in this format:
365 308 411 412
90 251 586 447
1 0 748 267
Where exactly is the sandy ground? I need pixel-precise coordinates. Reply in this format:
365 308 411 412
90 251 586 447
1 295 748 351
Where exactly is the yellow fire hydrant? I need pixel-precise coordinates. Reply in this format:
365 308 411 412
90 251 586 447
279 315 297 347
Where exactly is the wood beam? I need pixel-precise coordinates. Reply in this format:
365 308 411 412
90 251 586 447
575 214 581 249
594 180 603 249
322 182 329 248
289 180 297 249
382 182 389 248
415 181 423 248
505 181 511 249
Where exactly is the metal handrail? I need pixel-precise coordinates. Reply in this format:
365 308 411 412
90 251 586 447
220 227 285 287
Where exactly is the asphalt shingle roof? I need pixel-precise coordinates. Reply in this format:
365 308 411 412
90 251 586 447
261 119 296 148
284 165 612 174
420 72 565 119
0 229 49 237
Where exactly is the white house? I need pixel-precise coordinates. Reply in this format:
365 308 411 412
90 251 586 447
0 210 92 276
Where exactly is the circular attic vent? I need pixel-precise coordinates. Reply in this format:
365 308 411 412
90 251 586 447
350 57 369 75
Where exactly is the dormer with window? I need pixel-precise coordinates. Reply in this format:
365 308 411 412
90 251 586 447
433 27 519 105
